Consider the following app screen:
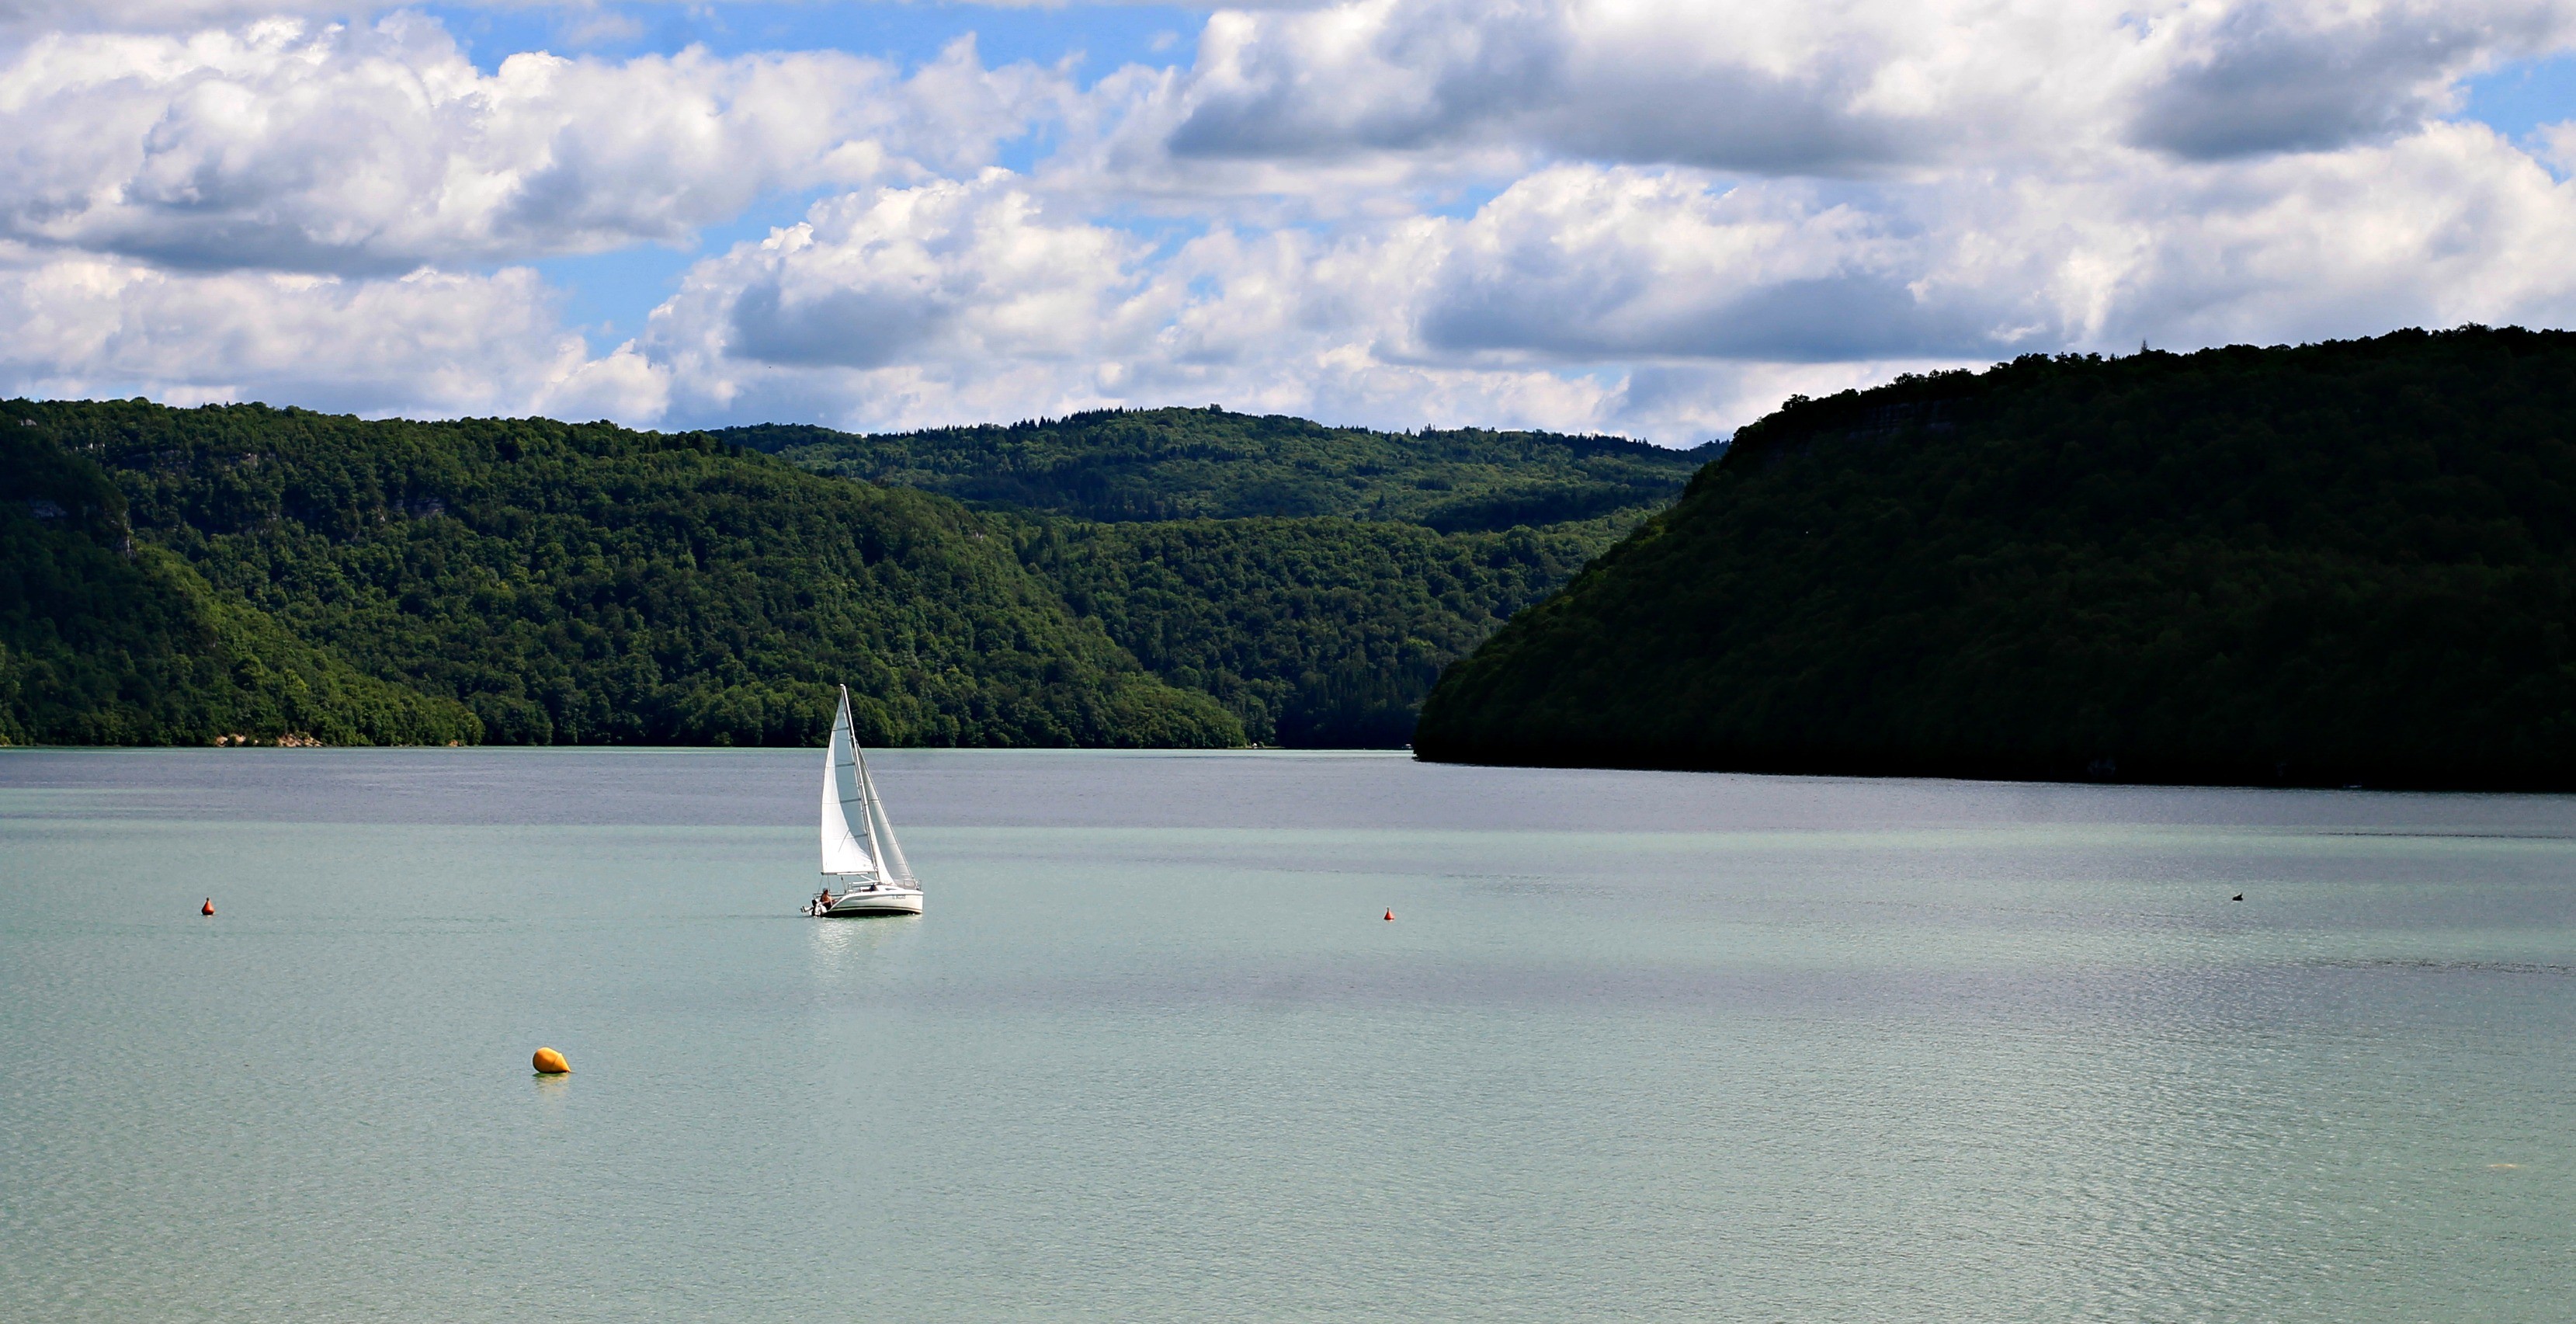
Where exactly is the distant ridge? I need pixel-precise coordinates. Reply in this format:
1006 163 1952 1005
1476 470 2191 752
1416 326 2576 790
720 405 1712 530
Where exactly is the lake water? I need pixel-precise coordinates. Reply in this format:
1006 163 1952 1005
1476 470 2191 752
3 748 2573 1322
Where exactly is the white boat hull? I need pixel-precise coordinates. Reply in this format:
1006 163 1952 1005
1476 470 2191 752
815 883 923 917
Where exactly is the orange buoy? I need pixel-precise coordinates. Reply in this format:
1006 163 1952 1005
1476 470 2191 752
201 898 214 916
532 1047 570 1075
1383 909 1394 921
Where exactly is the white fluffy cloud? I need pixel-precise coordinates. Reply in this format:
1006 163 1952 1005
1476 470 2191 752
1125 0 2576 178
621 110 2576 439
0 242 664 418
4 2 2576 440
644 173 1164 424
0 14 1061 273
637 172 1641 433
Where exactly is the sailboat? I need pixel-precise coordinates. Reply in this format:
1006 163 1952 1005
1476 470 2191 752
805 686 923 917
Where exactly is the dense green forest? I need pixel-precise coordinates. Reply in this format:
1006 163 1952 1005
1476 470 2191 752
735 408 1703 743
723 408 1708 530
5 401 1240 747
4 401 1686 747
1019 515 1618 746
1416 326 2576 789
1 428 479 746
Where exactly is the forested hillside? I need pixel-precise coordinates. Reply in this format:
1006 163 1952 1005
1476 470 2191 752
5 401 1240 748
1020 516 1615 746
738 408 1700 744
2 427 478 746
1416 326 2576 789
723 408 1708 530
5 398 1684 748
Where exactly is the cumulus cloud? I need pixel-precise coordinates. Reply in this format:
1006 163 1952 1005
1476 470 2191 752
2079 122 2576 343
7 1 2576 442
16 120 2574 442
1410 168 2003 362
2540 119 2576 174
1100 0 2576 185
644 173 1161 417
0 14 1064 273
2124 1 2541 158
635 173 1638 433
620 113 2576 442
1408 124 2576 376
0 242 665 419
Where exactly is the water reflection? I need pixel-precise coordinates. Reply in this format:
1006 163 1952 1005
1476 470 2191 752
806 912 920 987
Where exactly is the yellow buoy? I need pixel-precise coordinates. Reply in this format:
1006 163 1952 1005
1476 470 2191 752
532 1047 570 1075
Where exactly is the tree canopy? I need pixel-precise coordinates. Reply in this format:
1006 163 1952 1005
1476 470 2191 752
5 401 1240 748
724 407 1708 530
1416 326 2576 789
732 408 1701 745
8 398 1684 749
1 423 479 745
1018 514 1619 746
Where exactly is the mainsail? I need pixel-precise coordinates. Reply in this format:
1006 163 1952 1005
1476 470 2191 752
818 687 876 877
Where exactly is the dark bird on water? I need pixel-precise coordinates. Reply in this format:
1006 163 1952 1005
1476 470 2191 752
2231 894 2244 902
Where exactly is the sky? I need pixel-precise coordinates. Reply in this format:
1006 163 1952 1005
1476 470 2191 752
2 2 2574 445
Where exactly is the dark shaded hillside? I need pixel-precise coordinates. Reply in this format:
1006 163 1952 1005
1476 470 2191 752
2 428 479 745
1416 327 2576 789
724 408 1710 530
1020 516 1612 746
11 401 1240 748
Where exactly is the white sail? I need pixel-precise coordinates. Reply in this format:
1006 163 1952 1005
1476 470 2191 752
818 688 876 877
855 743 914 884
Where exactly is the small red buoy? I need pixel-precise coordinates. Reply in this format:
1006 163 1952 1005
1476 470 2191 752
202 898 214 916
1383 909 1394 921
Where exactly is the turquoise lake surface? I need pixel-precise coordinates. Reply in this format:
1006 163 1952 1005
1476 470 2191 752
3 748 2573 1321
